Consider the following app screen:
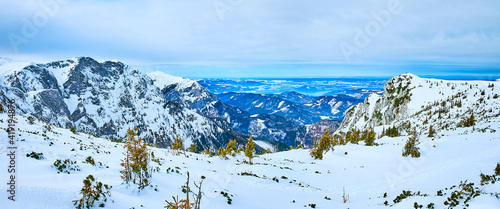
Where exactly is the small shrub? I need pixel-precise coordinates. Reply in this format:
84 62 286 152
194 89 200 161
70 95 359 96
414 202 423 209
444 180 481 208
26 151 44 160
458 113 475 128
27 116 35 125
84 156 95 166
53 159 80 174
70 126 77 134
393 190 413 204
73 175 112 209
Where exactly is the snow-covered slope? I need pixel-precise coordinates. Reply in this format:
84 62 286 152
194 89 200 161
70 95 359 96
1 110 499 209
0 57 250 150
337 73 500 136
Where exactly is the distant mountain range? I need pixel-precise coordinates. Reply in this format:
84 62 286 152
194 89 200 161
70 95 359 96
0 57 361 150
197 78 385 98
218 92 363 124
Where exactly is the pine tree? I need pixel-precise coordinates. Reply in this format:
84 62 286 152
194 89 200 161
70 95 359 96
319 129 332 151
73 175 112 209
309 130 334 160
121 129 151 190
402 130 420 158
188 143 197 153
201 148 211 156
458 112 476 128
217 148 227 159
225 139 237 157
309 139 323 160
428 125 436 137
380 127 386 138
245 137 255 164
172 137 184 152
70 126 77 134
120 129 135 185
364 128 376 146
339 135 345 146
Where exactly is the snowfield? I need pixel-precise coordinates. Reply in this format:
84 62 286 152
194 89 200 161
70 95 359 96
1 113 499 209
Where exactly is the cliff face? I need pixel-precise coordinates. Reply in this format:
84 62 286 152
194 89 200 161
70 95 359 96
0 57 250 150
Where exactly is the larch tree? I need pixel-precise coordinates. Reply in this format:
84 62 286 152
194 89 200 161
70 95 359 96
245 137 255 164
225 139 238 157
121 129 152 190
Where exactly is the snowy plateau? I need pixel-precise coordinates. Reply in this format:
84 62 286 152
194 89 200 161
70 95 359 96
0 58 500 209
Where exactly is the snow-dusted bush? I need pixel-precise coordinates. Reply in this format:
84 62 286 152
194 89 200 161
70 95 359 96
73 175 112 209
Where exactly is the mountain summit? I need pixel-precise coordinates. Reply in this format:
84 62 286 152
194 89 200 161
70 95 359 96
0 57 250 150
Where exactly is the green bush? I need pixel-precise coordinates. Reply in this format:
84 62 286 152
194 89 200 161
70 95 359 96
26 151 44 160
73 175 112 209
53 159 80 174
402 132 420 158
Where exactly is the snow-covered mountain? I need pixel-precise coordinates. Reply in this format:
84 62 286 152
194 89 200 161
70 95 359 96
336 73 500 136
0 57 252 150
148 71 343 146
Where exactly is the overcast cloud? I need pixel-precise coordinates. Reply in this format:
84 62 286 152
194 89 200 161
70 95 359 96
0 0 499 78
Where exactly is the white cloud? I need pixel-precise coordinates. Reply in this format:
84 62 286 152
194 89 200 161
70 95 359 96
0 0 499 73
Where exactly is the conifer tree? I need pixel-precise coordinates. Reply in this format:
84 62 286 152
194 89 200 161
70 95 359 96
201 148 211 156
172 137 184 155
402 130 420 158
217 148 227 159
349 128 360 144
309 130 335 160
428 125 436 137
73 175 112 209
120 129 135 185
245 137 255 164
380 127 386 138
339 135 345 146
364 128 376 146
319 129 332 152
188 143 197 153
121 129 151 190
309 138 323 160
225 139 238 156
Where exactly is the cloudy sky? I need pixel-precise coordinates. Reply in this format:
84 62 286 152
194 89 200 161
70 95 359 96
1 0 499 78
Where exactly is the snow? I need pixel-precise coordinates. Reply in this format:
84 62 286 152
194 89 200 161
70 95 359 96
277 101 285 109
147 71 188 88
1 114 499 209
49 59 78 88
320 116 331 120
64 95 80 113
254 140 274 151
0 61 32 85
